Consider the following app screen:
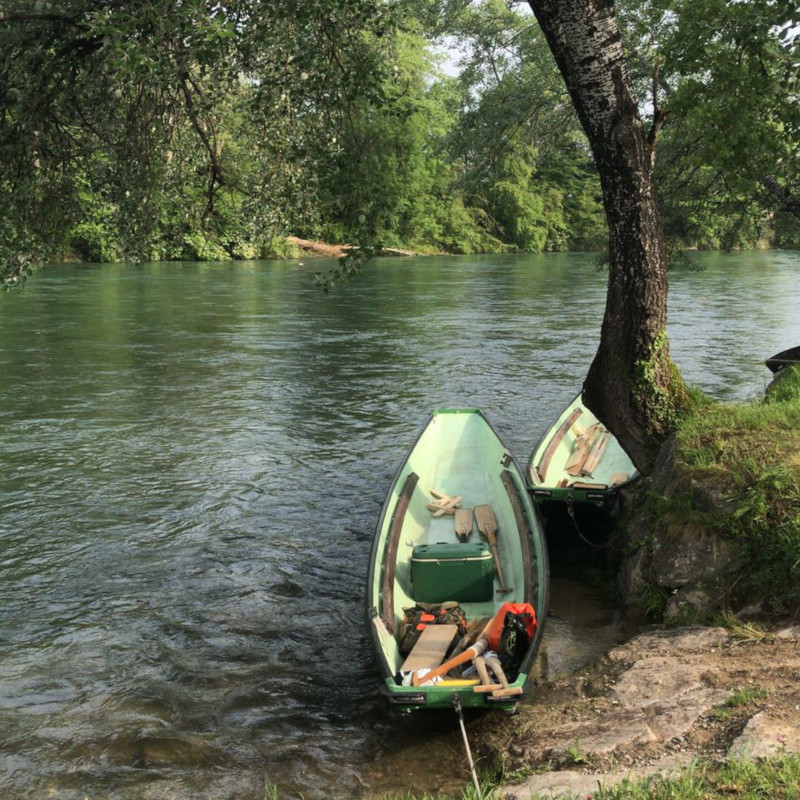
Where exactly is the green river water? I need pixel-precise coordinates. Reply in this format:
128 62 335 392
1 251 799 798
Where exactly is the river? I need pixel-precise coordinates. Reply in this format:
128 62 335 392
1 251 799 799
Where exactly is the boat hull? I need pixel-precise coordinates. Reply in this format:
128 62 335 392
766 345 800 374
367 408 549 711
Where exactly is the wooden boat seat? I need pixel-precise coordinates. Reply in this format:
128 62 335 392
400 624 459 673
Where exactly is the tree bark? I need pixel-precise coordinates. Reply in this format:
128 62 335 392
527 0 686 472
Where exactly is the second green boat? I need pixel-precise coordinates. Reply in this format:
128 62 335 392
526 392 638 508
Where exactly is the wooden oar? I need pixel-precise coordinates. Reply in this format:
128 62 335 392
454 508 473 543
474 504 513 594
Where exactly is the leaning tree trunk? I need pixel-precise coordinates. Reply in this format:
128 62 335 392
528 0 687 473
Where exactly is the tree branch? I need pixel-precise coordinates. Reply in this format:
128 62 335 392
763 175 800 220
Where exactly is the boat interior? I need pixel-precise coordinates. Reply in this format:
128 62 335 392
529 398 635 492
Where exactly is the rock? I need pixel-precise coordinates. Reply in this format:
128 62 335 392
664 587 714 624
729 711 800 759
521 650 729 766
609 627 730 660
651 522 740 586
503 754 693 799
619 544 651 600
689 480 737 515
776 626 800 640
612 657 705 706
534 712 658 759
503 769 604 799
645 690 729 741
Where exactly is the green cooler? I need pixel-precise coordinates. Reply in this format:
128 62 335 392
410 542 495 603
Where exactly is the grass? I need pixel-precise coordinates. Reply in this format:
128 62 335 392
713 611 775 642
650 366 800 614
565 739 591 766
725 687 770 707
713 686 770 720
586 756 800 800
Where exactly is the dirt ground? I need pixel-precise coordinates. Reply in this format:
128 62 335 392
471 624 800 798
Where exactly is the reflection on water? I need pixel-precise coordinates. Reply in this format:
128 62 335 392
1 251 799 798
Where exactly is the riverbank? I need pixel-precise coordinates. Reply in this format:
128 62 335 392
479 622 800 798
617 364 800 625
469 367 800 798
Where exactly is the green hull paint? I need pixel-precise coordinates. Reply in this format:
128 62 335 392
381 671 529 711
526 393 639 508
367 408 549 710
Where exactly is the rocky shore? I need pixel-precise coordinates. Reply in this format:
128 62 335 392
476 624 800 798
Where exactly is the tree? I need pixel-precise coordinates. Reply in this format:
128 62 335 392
443 0 606 251
0 0 393 285
618 0 800 249
526 0 687 471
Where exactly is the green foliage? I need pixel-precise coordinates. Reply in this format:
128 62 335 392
620 0 800 249
0 0 395 280
633 329 690 441
564 740 590 766
766 366 800 405
1 0 797 277
640 582 670 622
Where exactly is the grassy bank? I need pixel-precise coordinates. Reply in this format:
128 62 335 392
642 365 800 615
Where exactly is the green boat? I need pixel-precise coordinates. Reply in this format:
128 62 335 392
526 392 638 508
367 408 549 711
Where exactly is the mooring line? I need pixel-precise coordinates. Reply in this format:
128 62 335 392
453 694 482 799
566 496 606 550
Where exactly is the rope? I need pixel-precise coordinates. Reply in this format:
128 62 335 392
453 694 482 799
565 497 606 550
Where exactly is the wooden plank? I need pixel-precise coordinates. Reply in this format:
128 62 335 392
566 424 603 478
491 686 524 698
610 472 629 486
537 408 583 481
381 472 419 633
400 624 459 672
564 436 590 474
582 431 610 475
569 481 608 490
